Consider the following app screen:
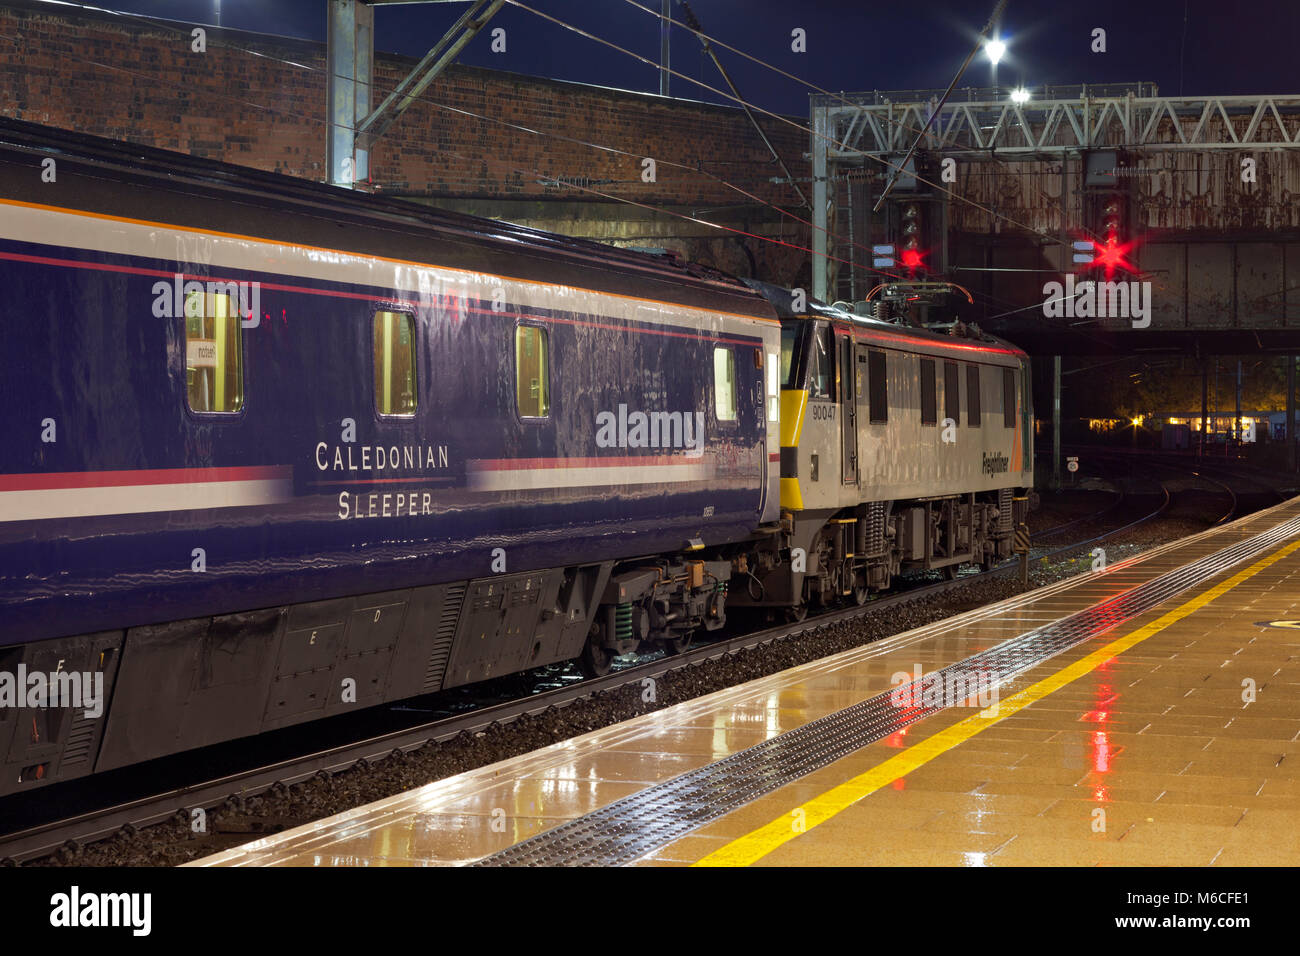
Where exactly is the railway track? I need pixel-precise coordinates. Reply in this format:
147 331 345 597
1026 452 1247 562
0 455 1274 865
1015 458 1172 565
0 559 1045 864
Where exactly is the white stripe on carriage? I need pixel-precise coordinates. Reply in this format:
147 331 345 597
465 463 712 493
0 478 293 522
0 201 775 337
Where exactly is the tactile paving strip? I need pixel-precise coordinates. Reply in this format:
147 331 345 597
475 515 1300 867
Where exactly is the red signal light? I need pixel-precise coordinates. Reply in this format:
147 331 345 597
1076 193 1136 279
898 202 925 273
1090 237 1137 279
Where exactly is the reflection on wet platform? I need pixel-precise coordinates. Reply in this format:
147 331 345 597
194 498 1300 867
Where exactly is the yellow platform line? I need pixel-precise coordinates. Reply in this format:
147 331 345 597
694 537 1300 867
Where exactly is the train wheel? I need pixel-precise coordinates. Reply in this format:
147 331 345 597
662 633 692 655
579 640 614 678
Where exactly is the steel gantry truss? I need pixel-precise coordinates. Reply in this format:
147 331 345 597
818 85 1300 159
810 84 1300 299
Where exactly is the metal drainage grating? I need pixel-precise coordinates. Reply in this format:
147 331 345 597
476 515 1300 867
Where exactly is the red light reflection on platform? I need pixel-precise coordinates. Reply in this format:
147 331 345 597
1083 661 1116 799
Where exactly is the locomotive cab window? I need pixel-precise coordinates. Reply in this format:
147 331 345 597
780 323 799 388
1002 367 1016 427
808 326 833 400
920 358 937 426
185 290 244 414
515 324 550 419
373 311 417 416
714 346 737 422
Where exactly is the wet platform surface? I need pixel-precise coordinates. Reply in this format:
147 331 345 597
193 497 1300 867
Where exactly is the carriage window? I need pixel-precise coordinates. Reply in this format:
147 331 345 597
714 347 737 422
374 311 418 416
868 350 888 423
967 365 981 427
944 361 959 425
1002 367 1016 428
920 358 937 426
515 325 550 418
185 290 244 414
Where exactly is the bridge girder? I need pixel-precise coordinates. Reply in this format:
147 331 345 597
818 88 1300 160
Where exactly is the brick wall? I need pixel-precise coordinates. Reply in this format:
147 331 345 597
0 1 808 210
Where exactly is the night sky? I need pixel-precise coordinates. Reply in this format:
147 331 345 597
76 1 1300 115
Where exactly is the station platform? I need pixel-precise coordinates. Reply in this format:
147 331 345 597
193 498 1300 867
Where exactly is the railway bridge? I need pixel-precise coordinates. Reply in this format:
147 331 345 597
811 84 1300 357
811 85 1300 478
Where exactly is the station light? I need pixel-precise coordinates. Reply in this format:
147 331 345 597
1010 87 1030 104
986 38 1006 64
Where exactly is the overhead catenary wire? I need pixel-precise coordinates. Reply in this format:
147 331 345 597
46 0 1113 262
520 0 1068 250
2 1 1041 316
0 3 931 289
522 1 1224 347
622 0 1152 251
620 0 958 152
19 0 1059 320
676 0 808 210
0 38 911 290
614 1 1243 329
873 0 1008 211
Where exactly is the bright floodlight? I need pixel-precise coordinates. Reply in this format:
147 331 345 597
986 38 1006 64
1010 87 1030 104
